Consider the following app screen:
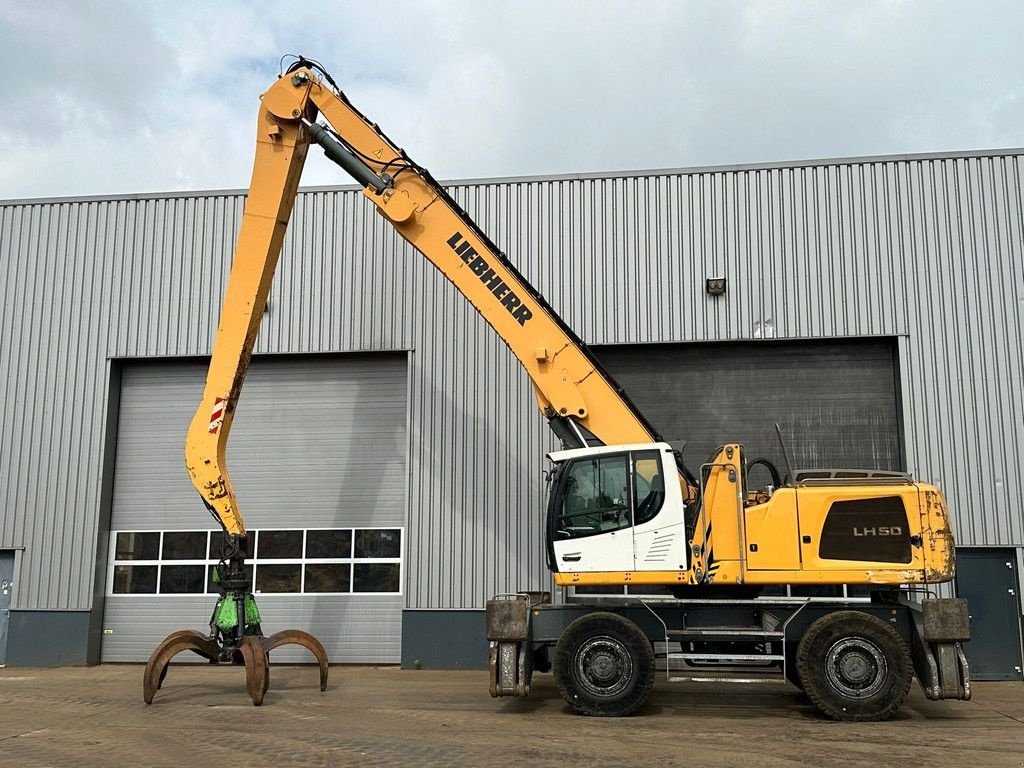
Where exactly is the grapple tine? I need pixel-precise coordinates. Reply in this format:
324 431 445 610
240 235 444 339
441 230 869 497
262 629 330 691
143 630 221 704
238 635 270 705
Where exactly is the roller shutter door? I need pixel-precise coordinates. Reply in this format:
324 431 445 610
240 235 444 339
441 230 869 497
101 353 408 663
595 338 902 478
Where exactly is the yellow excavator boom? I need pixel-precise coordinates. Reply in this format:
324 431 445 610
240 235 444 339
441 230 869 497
185 62 696 537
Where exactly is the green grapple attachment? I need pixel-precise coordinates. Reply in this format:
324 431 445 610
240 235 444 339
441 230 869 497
213 593 263 635
142 532 329 706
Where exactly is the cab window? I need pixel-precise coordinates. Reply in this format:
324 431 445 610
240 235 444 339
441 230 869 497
633 451 665 525
556 454 630 539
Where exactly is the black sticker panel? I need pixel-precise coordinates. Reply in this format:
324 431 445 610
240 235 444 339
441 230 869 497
819 496 911 563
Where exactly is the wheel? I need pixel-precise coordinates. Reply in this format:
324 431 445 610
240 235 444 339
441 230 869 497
553 612 655 717
796 611 911 721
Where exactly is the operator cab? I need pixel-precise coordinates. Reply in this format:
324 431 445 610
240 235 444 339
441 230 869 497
544 443 689 577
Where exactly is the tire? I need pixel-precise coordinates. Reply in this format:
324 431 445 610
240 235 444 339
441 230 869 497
796 611 912 721
553 612 655 717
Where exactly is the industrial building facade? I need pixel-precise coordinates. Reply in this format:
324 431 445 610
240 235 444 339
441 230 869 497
1 149 1021 679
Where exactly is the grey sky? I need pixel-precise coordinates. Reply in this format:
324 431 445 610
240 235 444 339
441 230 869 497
2 0 1022 199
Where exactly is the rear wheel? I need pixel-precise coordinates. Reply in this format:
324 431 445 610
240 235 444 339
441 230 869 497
553 612 654 717
796 611 911 721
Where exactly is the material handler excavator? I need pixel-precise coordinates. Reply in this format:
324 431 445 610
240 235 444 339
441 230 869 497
145 57 971 720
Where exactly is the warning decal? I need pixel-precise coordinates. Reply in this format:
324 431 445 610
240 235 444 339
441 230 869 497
209 397 226 433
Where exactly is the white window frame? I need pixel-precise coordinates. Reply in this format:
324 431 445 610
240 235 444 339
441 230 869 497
106 526 404 597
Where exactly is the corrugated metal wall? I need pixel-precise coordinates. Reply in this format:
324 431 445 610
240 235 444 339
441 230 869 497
110 357 407 531
1 150 1022 612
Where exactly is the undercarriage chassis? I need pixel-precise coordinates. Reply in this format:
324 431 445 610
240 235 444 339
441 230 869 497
486 591 971 720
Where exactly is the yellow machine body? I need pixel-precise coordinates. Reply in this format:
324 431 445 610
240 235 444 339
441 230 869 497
553 444 955 588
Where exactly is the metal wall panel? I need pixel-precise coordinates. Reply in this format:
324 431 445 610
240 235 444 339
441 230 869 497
112 356 407 530
101 595 401 664
594 338 902 473
1 150 1022 614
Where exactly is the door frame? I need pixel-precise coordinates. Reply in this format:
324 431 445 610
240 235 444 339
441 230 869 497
0 549 20 667
955 546 1024 681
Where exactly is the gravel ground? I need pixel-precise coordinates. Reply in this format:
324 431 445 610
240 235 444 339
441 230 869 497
0 665 1021 767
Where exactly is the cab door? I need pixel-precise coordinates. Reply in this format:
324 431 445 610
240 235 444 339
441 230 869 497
631 448 688 572
550 452 635 573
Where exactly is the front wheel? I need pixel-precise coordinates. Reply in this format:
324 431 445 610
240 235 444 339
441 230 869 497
553 612 655 717
796 611 912 721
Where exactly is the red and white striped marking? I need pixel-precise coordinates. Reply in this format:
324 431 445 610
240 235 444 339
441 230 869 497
208 397 226 433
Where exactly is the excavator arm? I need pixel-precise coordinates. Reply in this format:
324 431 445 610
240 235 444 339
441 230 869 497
148 59 695 706
185 60 697 540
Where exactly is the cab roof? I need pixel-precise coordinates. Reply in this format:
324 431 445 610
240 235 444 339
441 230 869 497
546 442 673 463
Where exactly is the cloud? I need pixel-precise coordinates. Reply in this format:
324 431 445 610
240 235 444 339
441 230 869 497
1 0 1022 199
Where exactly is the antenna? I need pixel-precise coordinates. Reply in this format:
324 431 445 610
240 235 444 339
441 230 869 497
775 423 797 486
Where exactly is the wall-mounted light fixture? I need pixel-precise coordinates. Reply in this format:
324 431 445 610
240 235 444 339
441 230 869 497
705 277 726 296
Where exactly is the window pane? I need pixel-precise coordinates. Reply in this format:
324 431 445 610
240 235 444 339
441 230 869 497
162 531 208 560
304 563 351 593
115 532 159 561
112 564 157 594
208 533 254 560
257 530 303 559
207 564 253 594
306 530 352 559
354 529 401 559
633 452 665 525
255 564 301 593
556 455 630 539
160 564 206 594
353 563 400 592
